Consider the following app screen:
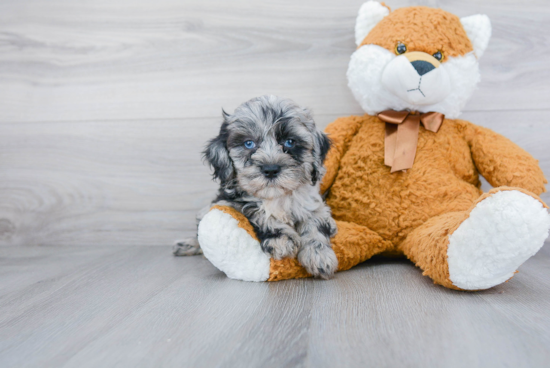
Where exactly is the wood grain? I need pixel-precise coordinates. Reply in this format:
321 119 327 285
0 0 549 247
0 0 549 365
0 0 549 246
0 111 547 246
0 0 549 123
0 243 549 367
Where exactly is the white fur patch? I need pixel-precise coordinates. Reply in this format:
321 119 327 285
347 45 480 118
355 1 390 46
447 191 550 290
198 209 270 282
461 14 492 59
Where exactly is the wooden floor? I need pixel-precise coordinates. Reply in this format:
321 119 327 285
1 243 550 367
1 0 550 367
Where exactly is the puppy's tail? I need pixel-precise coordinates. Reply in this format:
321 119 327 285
173 238 203 256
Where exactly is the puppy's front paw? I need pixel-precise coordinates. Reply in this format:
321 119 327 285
261 234 299 260
298 240 338 279
173 238 203 256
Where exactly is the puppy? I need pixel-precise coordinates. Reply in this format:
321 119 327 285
174 95 338 279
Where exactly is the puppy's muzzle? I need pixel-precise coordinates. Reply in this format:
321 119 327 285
261 164 281 179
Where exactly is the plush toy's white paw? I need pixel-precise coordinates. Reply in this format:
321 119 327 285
198 208 270 282
447 190 550 290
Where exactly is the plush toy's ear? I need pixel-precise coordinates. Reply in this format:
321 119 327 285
355 1 390 46
460 14 492 58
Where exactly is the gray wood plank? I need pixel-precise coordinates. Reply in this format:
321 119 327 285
0 243 549 367
0 111 548 246
1 0 549 367
0 0 549 246
0 0 549 123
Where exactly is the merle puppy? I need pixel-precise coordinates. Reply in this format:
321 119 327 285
174 95 338 279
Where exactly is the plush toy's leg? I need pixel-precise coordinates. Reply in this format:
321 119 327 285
269 219 394 281
400 187 550 290
198 205 394 282
198 205 271 282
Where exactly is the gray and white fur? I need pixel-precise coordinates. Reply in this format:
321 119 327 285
174 95 338 279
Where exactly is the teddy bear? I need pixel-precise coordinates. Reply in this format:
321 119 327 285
196 2 550 290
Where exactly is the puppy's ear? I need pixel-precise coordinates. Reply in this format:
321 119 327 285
315 130 331 163
299 107 332 185
203 111 235 184
311 130 332 185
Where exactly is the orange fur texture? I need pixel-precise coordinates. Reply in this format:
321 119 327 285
360 6 473 59
319 115 547 288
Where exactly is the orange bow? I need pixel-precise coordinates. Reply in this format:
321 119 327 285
378 110 445 173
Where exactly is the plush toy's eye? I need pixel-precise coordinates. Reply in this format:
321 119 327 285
283 139 295 148
244 140 256 149
395 42 407 55
433 51 443 61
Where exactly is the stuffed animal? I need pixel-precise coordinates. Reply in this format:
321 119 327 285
196 2 550 290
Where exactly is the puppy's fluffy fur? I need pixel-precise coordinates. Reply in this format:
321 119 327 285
174 95 338 279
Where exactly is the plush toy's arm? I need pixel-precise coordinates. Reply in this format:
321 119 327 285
321 116 365 194
463 121 547 195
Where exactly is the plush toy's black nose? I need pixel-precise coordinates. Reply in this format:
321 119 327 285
411 60 435 76
261 164 281 179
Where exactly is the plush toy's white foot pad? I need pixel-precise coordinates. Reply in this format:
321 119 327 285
198 208 270 282
447 190 550 290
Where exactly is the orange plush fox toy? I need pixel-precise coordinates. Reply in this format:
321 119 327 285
197 2 550 290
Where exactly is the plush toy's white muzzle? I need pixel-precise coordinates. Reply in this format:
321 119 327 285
381 52 452 106
347 45 480 119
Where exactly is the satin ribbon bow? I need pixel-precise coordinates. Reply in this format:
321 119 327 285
377 110 445 173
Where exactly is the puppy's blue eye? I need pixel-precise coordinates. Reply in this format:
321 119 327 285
244 140 256 149
284 139 295 148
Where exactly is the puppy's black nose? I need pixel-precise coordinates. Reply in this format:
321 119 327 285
411 60 435 76
261 164 281 179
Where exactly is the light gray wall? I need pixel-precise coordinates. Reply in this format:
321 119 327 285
0 0 548 246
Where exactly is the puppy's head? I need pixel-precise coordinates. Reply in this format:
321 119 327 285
204 95 330 199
